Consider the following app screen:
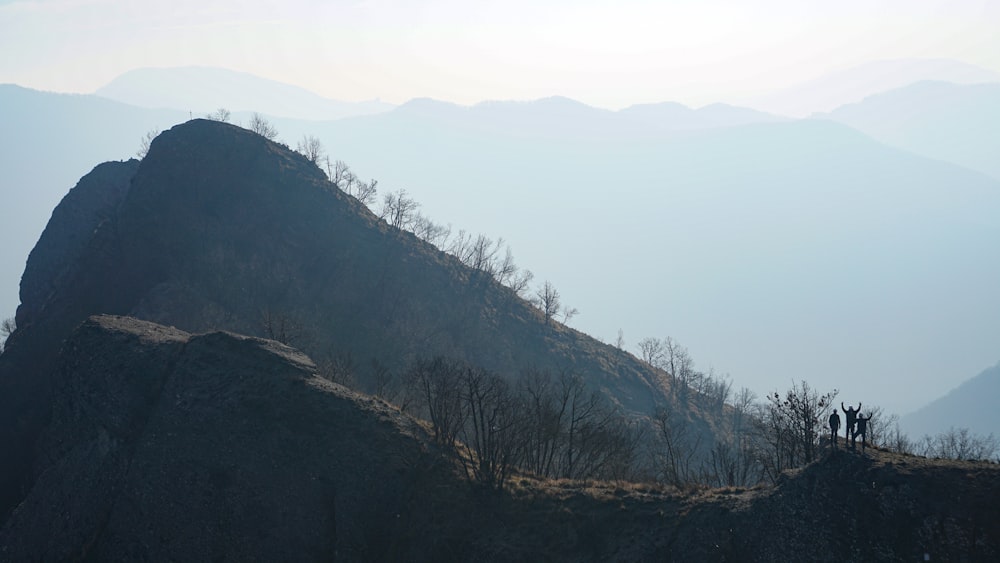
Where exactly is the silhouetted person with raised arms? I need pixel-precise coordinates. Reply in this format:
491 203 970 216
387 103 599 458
855 412 871 452
842 401 861 449
829 409 841 449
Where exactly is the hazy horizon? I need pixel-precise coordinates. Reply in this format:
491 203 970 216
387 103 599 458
2 0 1000 112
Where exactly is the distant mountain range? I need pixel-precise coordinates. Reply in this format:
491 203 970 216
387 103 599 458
743 58 1000 117
820 80 1000 180
384 96 786 138
95 66 395 120
901 361 1000 439
290 98 1000 416
3 64 999 416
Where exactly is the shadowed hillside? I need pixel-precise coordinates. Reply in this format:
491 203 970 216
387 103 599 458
0 315 472 561
304 100 1000 415
3 315 998 561
0 119 712 522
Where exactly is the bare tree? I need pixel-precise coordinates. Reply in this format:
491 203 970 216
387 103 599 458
702 433 763 488
0 316 14 354
368 358 398 402
570 411 643 481
493 247 518 287
354 178 378 207
560 306 579 324
614 329 625 350
136 129 159 159
411 213 451 248
507 268 534 298
247 112 279 140
637 337 665 369
917 427 999 461
663 337 695 396
297 135 325 165
457 366 521 491
317 350 358 389
207 108 231 122
701 368 733 411
558 371 604 479
517 369 565 478
404 357 466 446
882 422 915 455
331 160 379 206
731 386 757 437
655 408 703 487
534 281 561 325
759 381 838 482
258 308 303 346
467 234 504 276
857 405 897 448
380 189 420 230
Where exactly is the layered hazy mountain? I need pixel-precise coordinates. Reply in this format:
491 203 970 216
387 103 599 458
820 81 1000 180
3 70 999 420
743 58 1000 117
296 104 1000 417
96 66 395 120
900 361 1000 439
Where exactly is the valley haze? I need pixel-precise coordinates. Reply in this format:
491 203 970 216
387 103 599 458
2 72 999 433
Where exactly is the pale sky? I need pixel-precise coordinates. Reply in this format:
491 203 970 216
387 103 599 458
2 0 999 108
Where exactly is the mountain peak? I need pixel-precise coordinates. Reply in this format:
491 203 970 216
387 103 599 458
95 66 394 119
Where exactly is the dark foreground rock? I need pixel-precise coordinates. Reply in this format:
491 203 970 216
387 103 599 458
1 315 464 561
3 315 999 562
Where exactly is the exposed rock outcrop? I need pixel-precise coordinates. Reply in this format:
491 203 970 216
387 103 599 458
1 315 463 561
17 159 138 327
3 316 999 561
2 119 707 521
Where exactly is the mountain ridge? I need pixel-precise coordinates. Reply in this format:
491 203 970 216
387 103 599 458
3 84 999 418
901 361 1000 438
3 314 998 560
0 118 711 522
95 66 394 120
742 57 1000 117
819 80 1000 180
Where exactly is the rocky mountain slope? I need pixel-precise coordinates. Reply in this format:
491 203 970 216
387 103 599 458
0 84 186 322
308 98 1000 415
901 361 1000 438
0 118 702 522
3 315 998 561
0 315 469 561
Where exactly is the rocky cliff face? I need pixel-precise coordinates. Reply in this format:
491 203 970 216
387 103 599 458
1 315 463 561
17 158 139 326
2 118 699 523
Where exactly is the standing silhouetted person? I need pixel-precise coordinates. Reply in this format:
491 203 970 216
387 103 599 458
829 409 841 449
855 412 871 451
842 401 861 449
